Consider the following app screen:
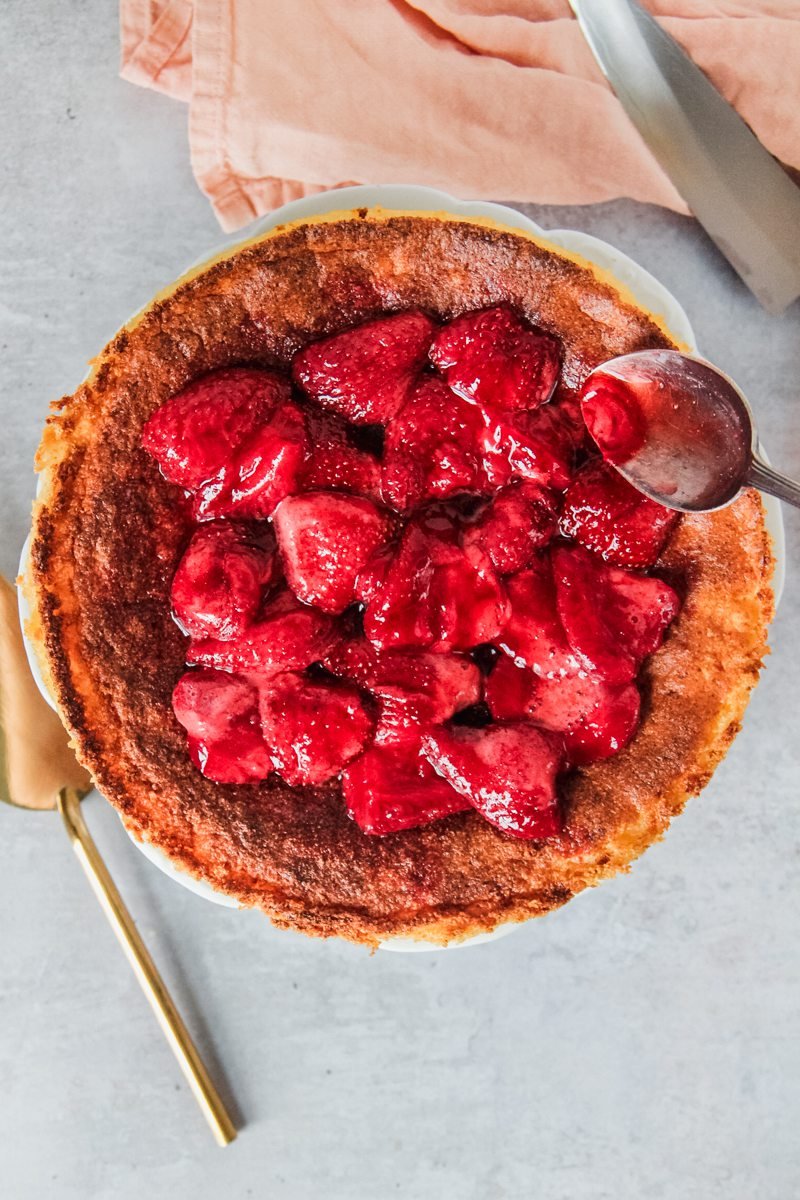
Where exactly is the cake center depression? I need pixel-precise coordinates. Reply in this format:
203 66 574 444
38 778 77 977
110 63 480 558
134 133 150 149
141 304 681 840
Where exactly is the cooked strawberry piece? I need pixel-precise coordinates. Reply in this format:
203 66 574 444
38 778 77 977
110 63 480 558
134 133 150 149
292 310 436 424
342 738 469 835
496 560 578 678
553 676 640 765
170 523 276 641
194 401 308 520
142 367 291 491
430 304 561 413
172 669 271 784
481 403 577 491
426 549 509 652
187 589 335 676
500 549 677 690
580 371 647 464
484 652 536 720
360 512 508 652
273 492 393 614
259 671 374 786
299 407 382 500
559 458 679 568
462 483 557 574
422 723 563 839
299 441 382 500
553 544 680 685
324 639 481 738
357 526 433 648
173 667 258 739
185 735 268 785
381 377 490 512
356 539 395 606
485 653 640 765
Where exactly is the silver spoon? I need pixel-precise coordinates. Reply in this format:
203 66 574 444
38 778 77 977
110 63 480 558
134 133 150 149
580 349 800 512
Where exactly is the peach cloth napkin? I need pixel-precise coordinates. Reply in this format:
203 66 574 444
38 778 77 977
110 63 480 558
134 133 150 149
120 0 800 232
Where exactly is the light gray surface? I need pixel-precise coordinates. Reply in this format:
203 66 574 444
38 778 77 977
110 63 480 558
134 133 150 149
2 5 799 1200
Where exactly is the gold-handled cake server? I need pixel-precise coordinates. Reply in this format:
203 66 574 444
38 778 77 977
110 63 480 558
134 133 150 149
0 575 237 1146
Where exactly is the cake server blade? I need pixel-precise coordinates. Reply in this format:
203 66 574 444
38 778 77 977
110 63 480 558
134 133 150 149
0 575 237 1146
569 0 800 314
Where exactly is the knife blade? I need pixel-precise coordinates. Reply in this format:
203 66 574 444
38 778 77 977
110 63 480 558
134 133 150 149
569 0 800 313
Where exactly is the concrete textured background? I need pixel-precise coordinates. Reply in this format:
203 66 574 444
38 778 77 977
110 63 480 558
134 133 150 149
1 4 799 1198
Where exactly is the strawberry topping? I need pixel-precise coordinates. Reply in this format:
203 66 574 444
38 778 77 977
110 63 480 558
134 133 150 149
259 671 374 786
462 483 557 575
559 459 678 568
170 523 276 640
145 303 684 841
553 544 680 685
429 304 560 412
298 407 382 500
381 377 491 511
360 511 508 651
422 723 563 839
292 310 436 424
172 669 271 784
496 559 578 678
273 491 393 614
324 638 481 739
299 441 382 500
187 588 335 677
580 371 647 464
486 653 641 766
559 677 640 765
142 367 290 491
342 738 469 835
141 367 307 519
193 401 308 521
481 403 578 491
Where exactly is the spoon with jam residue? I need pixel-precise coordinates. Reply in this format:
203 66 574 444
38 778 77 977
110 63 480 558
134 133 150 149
581 349 800 512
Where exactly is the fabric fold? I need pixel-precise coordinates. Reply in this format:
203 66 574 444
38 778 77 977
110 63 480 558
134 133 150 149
120 0 800 231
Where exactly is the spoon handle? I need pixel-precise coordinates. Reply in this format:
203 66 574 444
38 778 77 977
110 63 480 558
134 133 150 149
57 787 237 1147
747 455 800 510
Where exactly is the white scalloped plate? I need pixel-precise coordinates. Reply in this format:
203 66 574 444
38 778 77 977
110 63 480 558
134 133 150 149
20 185 786 951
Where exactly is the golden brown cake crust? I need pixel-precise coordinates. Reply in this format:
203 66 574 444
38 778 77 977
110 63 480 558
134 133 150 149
27 213 774 946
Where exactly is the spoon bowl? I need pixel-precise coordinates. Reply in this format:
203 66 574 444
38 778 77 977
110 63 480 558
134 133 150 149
581 349 800 513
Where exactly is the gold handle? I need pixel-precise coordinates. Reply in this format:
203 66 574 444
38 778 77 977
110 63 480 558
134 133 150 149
57 787 237 1147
